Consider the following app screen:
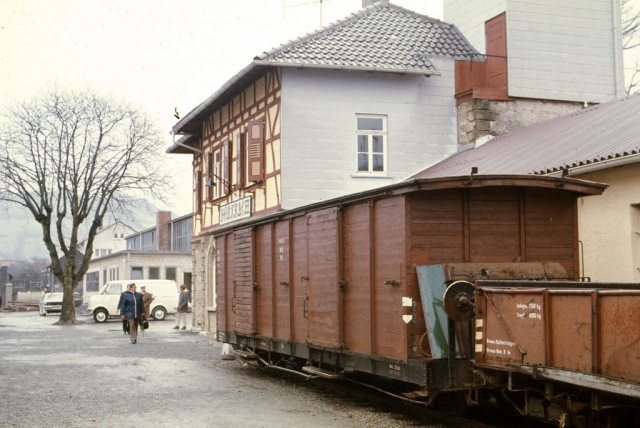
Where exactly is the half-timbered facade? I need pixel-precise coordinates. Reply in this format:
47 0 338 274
168 2 477 333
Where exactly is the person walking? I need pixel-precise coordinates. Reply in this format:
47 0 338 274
173 284 189 330
120 283 144 344
140 285 153 319
116 284 131 335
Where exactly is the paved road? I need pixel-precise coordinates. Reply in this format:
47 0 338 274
0 311 445 428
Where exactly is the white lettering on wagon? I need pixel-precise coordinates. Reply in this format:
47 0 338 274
485 338 515 356
515 301 542 320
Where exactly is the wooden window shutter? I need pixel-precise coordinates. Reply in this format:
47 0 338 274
195 169 202 215
485 13 507 89
236 132 245 190
247 119 264 182
223 139 231 196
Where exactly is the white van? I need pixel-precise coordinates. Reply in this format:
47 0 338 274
86 280 179 323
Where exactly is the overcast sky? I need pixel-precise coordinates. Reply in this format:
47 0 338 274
1 0 637 259
0 0 442 217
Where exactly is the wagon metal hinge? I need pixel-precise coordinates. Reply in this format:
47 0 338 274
338 278 346 291
252 281 259 290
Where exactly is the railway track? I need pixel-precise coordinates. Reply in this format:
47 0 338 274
238 359 557 428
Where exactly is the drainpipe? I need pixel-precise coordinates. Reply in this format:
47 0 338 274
612 0 623 98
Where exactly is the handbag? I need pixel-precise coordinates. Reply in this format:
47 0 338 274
142 317 149 330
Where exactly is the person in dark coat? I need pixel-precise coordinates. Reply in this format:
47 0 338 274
140 285 153 319
117 284 131 335
173 284 189 330
120 283 144 344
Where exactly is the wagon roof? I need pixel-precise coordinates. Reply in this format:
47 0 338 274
210 174 606 236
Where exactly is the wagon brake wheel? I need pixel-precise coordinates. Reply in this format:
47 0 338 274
443 281 476 322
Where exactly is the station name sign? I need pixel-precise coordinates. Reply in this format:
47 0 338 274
219 196 252 225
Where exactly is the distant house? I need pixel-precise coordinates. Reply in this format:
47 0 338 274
413 93 640 283
77 222 136 260
80 212 193 300
168 2 478 332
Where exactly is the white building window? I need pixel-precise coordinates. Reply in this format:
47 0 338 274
356 115 387 174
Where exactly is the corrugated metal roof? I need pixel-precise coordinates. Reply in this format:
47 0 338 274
413 93 640 179
171 1 477 139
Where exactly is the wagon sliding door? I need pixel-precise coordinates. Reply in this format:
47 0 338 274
233 228 255 335
216 234 235 340
292 216 309 345
306 208 342 349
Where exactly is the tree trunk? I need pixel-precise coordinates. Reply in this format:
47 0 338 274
56 273 77 324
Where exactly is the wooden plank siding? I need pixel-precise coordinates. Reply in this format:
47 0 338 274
306 208 341 348
343 202 373 355
371 197 406 360
216 179 589 364
233 228 254 334
255 224 274 337
274 221 291 340
291 216 309 344
523 188 578 277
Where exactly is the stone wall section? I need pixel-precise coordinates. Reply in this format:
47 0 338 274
191 236 218 335
457 98 584 150
192 238 206 333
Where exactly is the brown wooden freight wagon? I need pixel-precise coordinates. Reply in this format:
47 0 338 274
214 175 605 389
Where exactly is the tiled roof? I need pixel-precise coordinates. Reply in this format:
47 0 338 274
171 1 477 137
412 93 640 179
254 1 477 73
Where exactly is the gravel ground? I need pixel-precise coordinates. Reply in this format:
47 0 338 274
0 311 449 428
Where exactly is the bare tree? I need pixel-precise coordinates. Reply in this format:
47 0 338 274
622 0 640 94
0 88 172 324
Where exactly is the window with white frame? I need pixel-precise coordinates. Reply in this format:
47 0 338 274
86 271 99 292
356 115 387 173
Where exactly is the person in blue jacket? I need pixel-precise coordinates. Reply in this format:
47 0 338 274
120 283 144 344
116 284 131 335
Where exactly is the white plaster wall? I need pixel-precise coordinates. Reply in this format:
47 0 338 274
444 0 506 52
85 223 135 256
508 0 624 102
576 163 640 283
280 60 458 209
444 0 624 103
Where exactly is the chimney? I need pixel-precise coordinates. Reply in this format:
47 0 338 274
156 211 172 251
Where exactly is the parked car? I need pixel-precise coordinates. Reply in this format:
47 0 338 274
39 292 83 316
40 292 62 315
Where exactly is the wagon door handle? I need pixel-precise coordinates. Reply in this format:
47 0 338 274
303 296 308 319
231 297 236 314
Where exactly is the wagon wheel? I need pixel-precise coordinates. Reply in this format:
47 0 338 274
588 409 633 428
436 391 467 417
